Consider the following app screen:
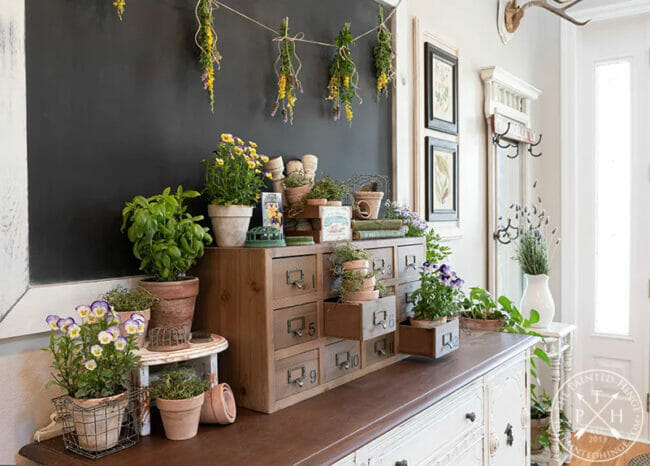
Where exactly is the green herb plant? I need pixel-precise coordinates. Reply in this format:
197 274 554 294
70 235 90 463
327 23 361 125
103 286 157 312
121 186 212 282
515 229 549 275
271 17 302 124
330 242 370 265
336 270 386 298
282 171 311 189
308 176 350 202
373 6 395 99
461 287 504 321
149 367 210 400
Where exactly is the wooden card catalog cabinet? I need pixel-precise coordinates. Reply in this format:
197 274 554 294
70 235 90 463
194 237 425 413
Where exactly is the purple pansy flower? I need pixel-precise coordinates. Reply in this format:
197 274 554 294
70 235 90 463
90 300 110 318
46 315 60 331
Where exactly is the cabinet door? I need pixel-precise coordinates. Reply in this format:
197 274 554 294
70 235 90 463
485 354 528 466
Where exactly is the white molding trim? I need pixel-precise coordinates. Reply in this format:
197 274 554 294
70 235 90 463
571 0 650 22
390 0 409 203
0 276 144 340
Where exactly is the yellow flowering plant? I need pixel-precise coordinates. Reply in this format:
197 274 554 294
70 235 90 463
327 23 361 126
203 133 272 206
196 0 222 112
373 6 395 100
271 17 303 124
113 0 126 20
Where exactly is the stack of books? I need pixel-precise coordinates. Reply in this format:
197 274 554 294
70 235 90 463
352 219 406 240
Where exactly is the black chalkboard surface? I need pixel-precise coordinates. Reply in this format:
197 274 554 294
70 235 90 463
26 0 391 284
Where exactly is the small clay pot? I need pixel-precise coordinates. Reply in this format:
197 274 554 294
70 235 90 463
341 259 370 276
70 391 129 451
531 416 550 453
409 316 447 329
156 394 204 440
115 309 150 348
285 184 311 206
343 289 379 303
200 383 237 425
306 198 328 206
460 316 505 331
207 204 253 248
301 154 318 182
327 200 343 206
285 160 304 176
140 277 199 340
361 276 376 291
354 191 384 219
265 155 284 172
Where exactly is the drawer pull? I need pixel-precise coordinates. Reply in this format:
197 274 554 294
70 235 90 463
286 269 306 289
287 365 306 387
336 351 351 370
287 316 306 338
404 291 415 304
373 258 386 276
395 461 408 466
465 412 476 422
442 331 458 350
404 254 417 270
373 310 388 329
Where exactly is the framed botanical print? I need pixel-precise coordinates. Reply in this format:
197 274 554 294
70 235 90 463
425 137 459 221
425 42 458 134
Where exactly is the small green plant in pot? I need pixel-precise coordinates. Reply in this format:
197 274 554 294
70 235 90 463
149 367 210 441
44 302 144 453
121 186 212 340
307 176 350 206
103 286 157 347
337 270 386 303
203 133 272 247
283 171 312 207
331 242 371 277
410 263 464 328
459 287 505 331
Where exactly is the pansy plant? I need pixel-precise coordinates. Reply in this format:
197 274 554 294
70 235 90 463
410 262 464 321
43 300 143 399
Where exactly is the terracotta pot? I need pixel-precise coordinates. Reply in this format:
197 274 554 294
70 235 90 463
140 277 199 340
285 160 304 176
361 276 376 291
341 259 370 276
354 191 384 220
156 394 204 441
327 200 343 206
409 316 447 329
200 383 237 425
265 155 284 172
116 309 150 347
460 316 505 332
285 184 311 206
306 198 328 206
70 391 129 452
531 416 550 453
208 204 253 248
301 154 318 182
343 289 379 303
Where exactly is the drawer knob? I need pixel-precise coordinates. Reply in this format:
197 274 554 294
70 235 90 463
395 461 408 466
465 412 476 422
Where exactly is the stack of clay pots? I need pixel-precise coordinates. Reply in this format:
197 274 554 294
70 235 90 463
341 258 379 303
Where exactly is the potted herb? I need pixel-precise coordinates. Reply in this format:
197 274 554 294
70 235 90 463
149 367 210 441
282 171 312 206
410 263 464 328
460 287 505 331
331 242 370 276
307 176 350 206
203 133 272 247
102 286 157 347
337 270 385 303
44 303 144 452
121 186 212 339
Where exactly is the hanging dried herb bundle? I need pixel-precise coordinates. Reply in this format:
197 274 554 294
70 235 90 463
327 23 361 125
113 0 126 20
271 17 303 124
373 6 395 100
196 0 222 112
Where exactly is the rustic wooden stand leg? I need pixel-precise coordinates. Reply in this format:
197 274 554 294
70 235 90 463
550 339 561 466
136 365 151 436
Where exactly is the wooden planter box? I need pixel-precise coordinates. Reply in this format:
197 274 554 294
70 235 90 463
324 296 397 341
398 318 460 359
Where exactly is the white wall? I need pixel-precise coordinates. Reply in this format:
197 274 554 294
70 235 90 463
401 0 562 300
0 1 562 463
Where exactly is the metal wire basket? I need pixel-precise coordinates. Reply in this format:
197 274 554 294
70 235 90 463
147 326 190 352
52 387 145 459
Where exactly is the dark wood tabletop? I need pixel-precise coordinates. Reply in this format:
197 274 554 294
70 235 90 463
20 331 536 466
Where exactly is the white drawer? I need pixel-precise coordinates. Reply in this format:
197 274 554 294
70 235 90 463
355 379 484 465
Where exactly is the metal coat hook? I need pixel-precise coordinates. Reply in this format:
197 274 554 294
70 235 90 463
493 217 520 245
528 134 542 157
492 122 520 159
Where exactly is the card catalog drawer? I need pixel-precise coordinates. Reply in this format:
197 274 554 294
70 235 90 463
323 339 361 382
368 247 394 280
273 302 318 350
324 296 397 341
397 244 425 280
397 280 420 322
272 255 317 299
363 332 395 367
399 318 459 359
274 350 319 401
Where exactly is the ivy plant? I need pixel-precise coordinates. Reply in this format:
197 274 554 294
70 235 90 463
121 186 212 282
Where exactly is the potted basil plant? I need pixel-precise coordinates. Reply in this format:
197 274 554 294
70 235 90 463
121 186 212 339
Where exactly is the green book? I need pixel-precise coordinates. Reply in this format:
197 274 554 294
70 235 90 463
351 219 403 231
353 229 406 240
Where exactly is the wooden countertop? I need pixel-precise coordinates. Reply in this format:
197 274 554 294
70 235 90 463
20 331 536 466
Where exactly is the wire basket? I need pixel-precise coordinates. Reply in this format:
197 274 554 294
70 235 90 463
147 326 190 352
52 387 145 459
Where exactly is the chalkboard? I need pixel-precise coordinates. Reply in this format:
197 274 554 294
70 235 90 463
26 0 392 284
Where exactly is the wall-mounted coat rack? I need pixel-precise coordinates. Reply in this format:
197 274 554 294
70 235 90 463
490 115 542 159
492 122 520 159
528 134 542 157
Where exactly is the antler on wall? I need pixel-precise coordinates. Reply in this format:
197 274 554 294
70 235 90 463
505 0 590 33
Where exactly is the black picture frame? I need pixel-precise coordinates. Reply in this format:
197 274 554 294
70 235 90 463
425 137 459 222
424 42 459 134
